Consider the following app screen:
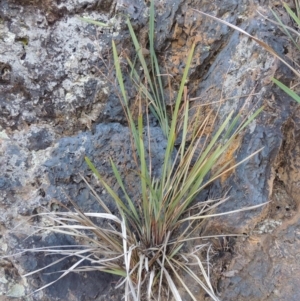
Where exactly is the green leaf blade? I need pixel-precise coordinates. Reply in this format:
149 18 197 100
272 77 300 103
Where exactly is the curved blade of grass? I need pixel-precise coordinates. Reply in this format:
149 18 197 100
23 255 75 277
296 0 300 18
112 40 128 105
148 270 155 299
283 2 300 27
137 103 151 240
79 17 110 27
192 111 233 172
169 243 184 258
161 43 195 194
58 207 123 252
149 0 168 133
170 257 219 301
110 159 141 226
171 108 263 222
223 114 240 140
112 41 140 150
272 77 300 103
235 106 264 133
126 57 164 126
183 147 264 206
85 156 133 220
166 111 234 217
166 256 212 301
26 255 91 295
101 269 127 277
180 88 190 159
179 202 268 224
257 10 300 40
126 17 167 131
270 8 300 52
79 173 112 214
156 258 183 301
193 9 300 78
126 18 154 98
126 16 168 135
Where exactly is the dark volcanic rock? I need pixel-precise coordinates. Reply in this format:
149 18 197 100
1 0 300 300
1 121 167 300
0 0 122 133
16 233 117 301
41 123 167 211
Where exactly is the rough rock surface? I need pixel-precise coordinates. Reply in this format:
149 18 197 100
1 0 300 300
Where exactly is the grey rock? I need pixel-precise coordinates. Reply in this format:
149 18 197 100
1 0 300 300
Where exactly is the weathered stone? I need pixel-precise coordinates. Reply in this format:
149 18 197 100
1 0 300 300
16 233 118 301
0 0 122 133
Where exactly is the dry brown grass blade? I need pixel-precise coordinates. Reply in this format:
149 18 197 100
192 9 300 78
79 173 112 214
26 254 93 295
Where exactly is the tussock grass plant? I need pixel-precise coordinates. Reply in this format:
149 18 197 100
7 3 265 301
